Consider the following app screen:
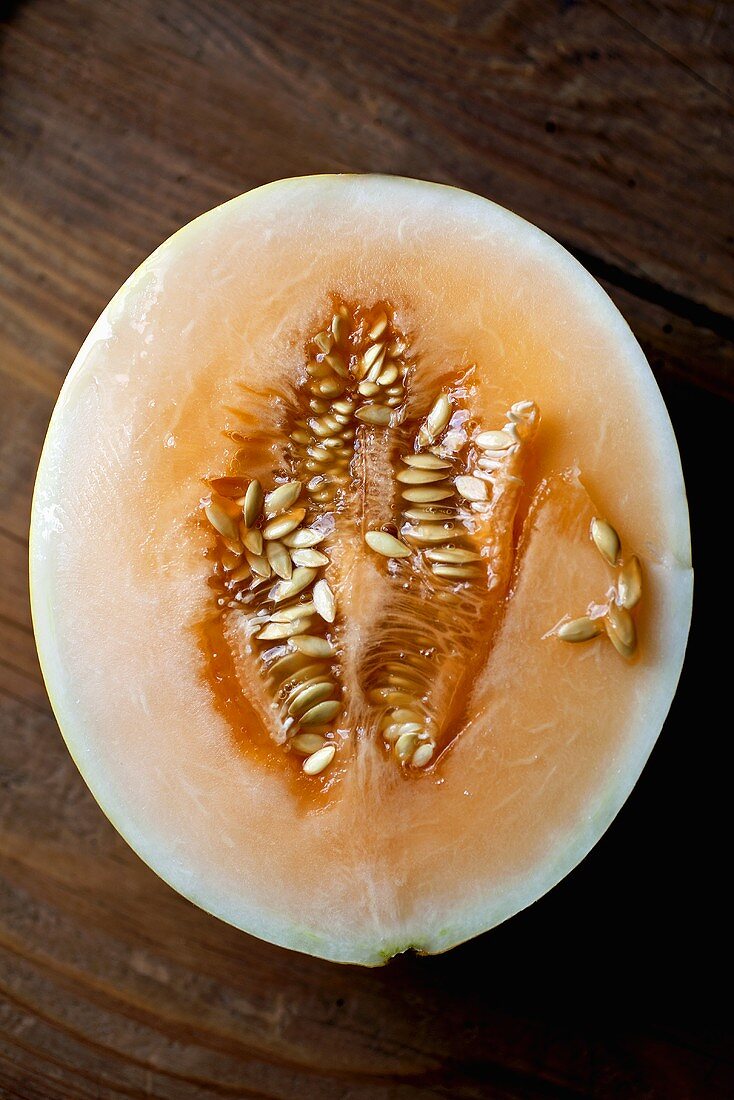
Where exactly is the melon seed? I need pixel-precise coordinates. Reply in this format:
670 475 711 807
291 549 329 567
411 743 434 768
401 486 454 503
605 602 636 658
288 681 335 718
257 619 311 641
325 353 348 377
265 541 293 580
271 566 318 602
243 528 264 555
243 479 264 527
431 563 481 579
368 313 388 340
291 733 327 755
385 708 424 725
365 531 412 559
377 364 399 386
220 548 241 571
302 743 336 775
557 616 603 643
475 430 514 451
300 700 341 725
395 732 419 761
425 547 481 563
403 506 454 522
404 524 457 544
318 377 345 397
204 500 240 542
291 634 335 657
313 578 336 622
264 481 302 518
263 507 307 541
313 330 332 354
270 601 316 622
356 404 392 426
455 475 488 502
418 392 452 446
617 556 642 610
396 468 450 485
402 453 451 470
331 313 348 343
591 518 621 566
283 669 330 701
283 528 327 548
245 549 271 578
358 381 380 397
267 650 312 681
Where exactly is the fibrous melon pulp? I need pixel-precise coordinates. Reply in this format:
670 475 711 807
30 176 692 964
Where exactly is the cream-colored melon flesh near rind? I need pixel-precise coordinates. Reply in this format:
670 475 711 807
30 176 692 965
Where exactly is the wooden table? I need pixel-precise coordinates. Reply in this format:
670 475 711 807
1 2 730 1095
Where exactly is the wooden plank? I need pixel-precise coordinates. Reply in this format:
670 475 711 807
1 0 733 322
0 530 30 629
0 1 731 1096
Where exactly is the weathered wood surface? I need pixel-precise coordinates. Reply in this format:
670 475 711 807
0 1 731 1096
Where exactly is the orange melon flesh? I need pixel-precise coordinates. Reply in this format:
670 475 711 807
30 176 692 964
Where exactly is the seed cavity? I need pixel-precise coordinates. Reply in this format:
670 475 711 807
206 303 644 782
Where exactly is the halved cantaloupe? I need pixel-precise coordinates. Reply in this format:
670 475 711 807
30 175 692 964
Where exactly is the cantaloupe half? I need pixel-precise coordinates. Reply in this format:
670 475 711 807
30 175 692 965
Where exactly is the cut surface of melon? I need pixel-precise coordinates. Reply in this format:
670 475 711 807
30 176 692 964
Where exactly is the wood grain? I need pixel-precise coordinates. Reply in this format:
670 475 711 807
0 1 731 1096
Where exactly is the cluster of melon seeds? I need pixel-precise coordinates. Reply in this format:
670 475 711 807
360 390 540 768
555 518 642 658
202 303 413 777
204 476 340 775
202 299 644 781
289 303 410 509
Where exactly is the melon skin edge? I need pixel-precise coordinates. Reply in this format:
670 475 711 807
30 175 693 965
